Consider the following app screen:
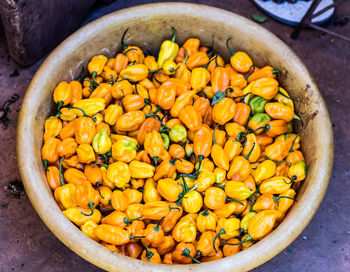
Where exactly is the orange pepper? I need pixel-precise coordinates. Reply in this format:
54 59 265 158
41 137 61 163
230 73 247 89
183 38 200 57
223 238 241 257
277 189 296 214
155 81 177 110
170 90 196 117
122 45 144 64
113 53 128 73
226 38 253 73
172 242 200 264
233 103 250 126
172 214 197 243
225 122 246 139
90 83 113 105
57 138 77 158
212 98 236 125
64 168 88 186
200 249 223 262
186 52 209 70
227 156 251 181
53 81 71 107
157 236 176 255
224 138 243 161
44 117 62 142
136 118 161 146
144 55 159 71
286 150 305 164
143 178 161 203
111 80 133 100
75 117 96 145
178 106 202 132
142 201 170 220
265 140 290 161
242 133 261 163
101 211 142 228
168 144 185 159
175 47 186 63
153 160 177 180
175 159 195 174
75 181 100 216
144 130 165 167
247 65 278 83
59 119 76 140
190 67 210 90
265 102 295 122
253 194 277 212
211 67 230 93
122 94 145 112
115 110 145 132
141 221 165 247
111 189 128 211
94 224 144 245
46 166 61 190
141 247 162 263
247 210 281 240
125 242 143 259
197 231 220 258
204 187 226 210
174 63 191 82
197 210 218 233
152 71 169 88
193 125 212 163
123 188 142 204
207 55 225 73
161 203 183 233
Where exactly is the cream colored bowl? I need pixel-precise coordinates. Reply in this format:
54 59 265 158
17 3 333 271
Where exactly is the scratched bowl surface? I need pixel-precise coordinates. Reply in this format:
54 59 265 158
17 3 333 272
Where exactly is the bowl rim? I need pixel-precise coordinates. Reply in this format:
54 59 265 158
17 2 334 272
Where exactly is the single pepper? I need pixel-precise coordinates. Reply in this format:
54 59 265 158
247 66 279 83
75 181 100 216
259 176 292 194
254 159 276 184
94 224 145 246
249 96 268 115
170 90 196 117
225 181 252 201
122 94 145 112
144 130 165 167
226 38 253 73
46 166 61 190
142 201 170 220
212 98 236 125
277 188 296 214
157 27 179 69
248 113 271 134
143 178 161 203
112 138 137 163
213 218 240 253
101 211 142 228
161 133 170 150
115 110 145 132
44 117 62 142
233 102 251 126
193 125 213 169
63 207 101 226
136 118 161 145
157 178 182 201
161 202 183 232
172 214 197 243
250 78 279 100
110 190 128 211
141 220 165 247
73 98 105 117
76 144 95 164
197 210 218 233
54 183 77 210
53 81 72 108
119 64 149 82
141 247 162 263
172 242 201 264
169 125 187 143
186 51 209 70
196 231 219 257
157 236 176 255
288 161 307 182
190 67 210 90
129 161 155 179
178 106 202 132
265 102 295 122
92 128 112 154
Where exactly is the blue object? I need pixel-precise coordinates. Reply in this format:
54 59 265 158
253 0 335 26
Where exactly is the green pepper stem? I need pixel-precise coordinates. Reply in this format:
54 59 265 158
275 160 292 165
243 65 256 80
125 215 143 224
272 69 281 75
201 209 209 216
254 125 269 134
226 38 235 56
182 248 201 264
169 206 180 211
43 159 49 171
244 142 256 161
57 101 64 111
283 178 294 185
214 184 225 190
198 90 208 99
96 182 104 199
213 229 225 253
93 162 109 168
121 28 129 50
122 47 137 56
277 89 299 101
145 247 154 259
182 48 189 63
226 197 244 206
81 202 94 216
170 27 177 43
154 216 166 231
273 196 296 202
212 125 219 145
225 234 252 245
289 133 300 153
194 155 204 175
203 55 216 69
153 156 159 170
130 235 146 240
59 156 65 186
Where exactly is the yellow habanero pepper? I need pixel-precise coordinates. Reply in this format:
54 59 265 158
129 161 155 179
76 144 95 164
259 176 292 194
157 27 179 69
119 64 149 82
112 138 137 163
247 210 281 240
44 117 62 142
240 212 257 233
53 81 71 107
254 159 276 184
274 87 294 111
88 55 108 76
225 180 252 201
277 189 296 214
172 214 197 243
214 168 226 184
195 171 216 192
81 220 100 241
226 38 253 73
288 161 307 182
73 98 105 117
104 103 123 126
142 201 170 220
213 218 240 252
62 207 101 226
92 128 112 154
197 210 218 233
106 161 130 188
181 190 203 213
157 178 183 202
251 78 279 100
54 183 77 210
191 67 210 91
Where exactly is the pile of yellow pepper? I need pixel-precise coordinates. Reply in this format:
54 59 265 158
42 28 307 264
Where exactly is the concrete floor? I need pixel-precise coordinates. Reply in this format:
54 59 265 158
0 0 349 271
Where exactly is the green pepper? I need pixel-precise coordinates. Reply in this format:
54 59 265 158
161 133 170 150
169 125 187 143
249 96 268 115
157 27 179 69
248 113 271 133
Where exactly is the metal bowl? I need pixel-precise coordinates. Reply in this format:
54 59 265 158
17 3 333 271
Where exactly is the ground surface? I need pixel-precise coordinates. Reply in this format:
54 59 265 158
0 0 349 271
